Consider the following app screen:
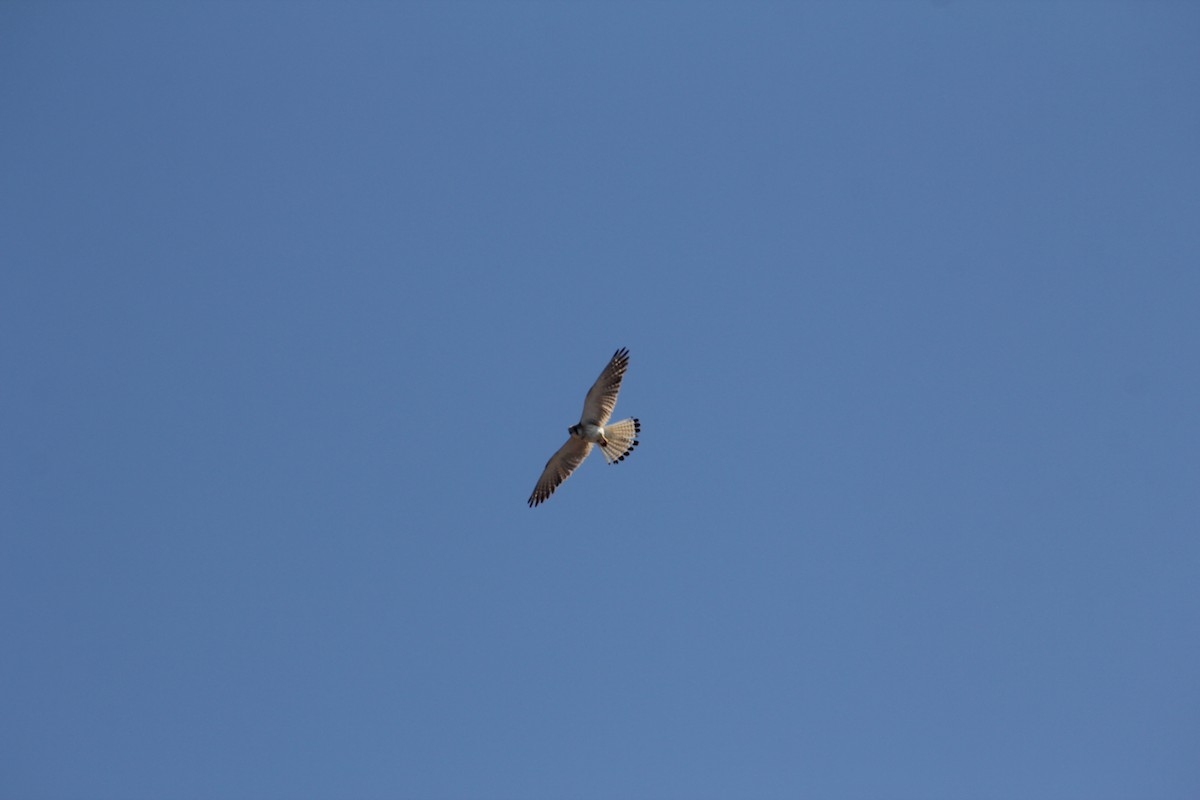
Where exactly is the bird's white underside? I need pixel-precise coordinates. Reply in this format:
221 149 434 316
577 423 605 442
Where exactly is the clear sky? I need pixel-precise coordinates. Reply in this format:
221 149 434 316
2 2 1198 798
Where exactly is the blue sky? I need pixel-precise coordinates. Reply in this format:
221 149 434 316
2 2 1198 798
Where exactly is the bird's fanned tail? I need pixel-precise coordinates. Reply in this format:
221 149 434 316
600 417 640 464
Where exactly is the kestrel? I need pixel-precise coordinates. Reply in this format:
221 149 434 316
528 347 641 507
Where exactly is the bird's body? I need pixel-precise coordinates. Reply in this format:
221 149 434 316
528 348 641 507
573 422 606 445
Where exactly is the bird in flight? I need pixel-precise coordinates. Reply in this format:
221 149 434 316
528 347 641 507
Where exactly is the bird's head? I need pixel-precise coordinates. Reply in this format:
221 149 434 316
568 424 581 437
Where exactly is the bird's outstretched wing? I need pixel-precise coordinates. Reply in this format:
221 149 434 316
528 437 593 507
579 347 630 425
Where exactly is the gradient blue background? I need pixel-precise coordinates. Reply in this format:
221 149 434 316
3 2 1198 798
